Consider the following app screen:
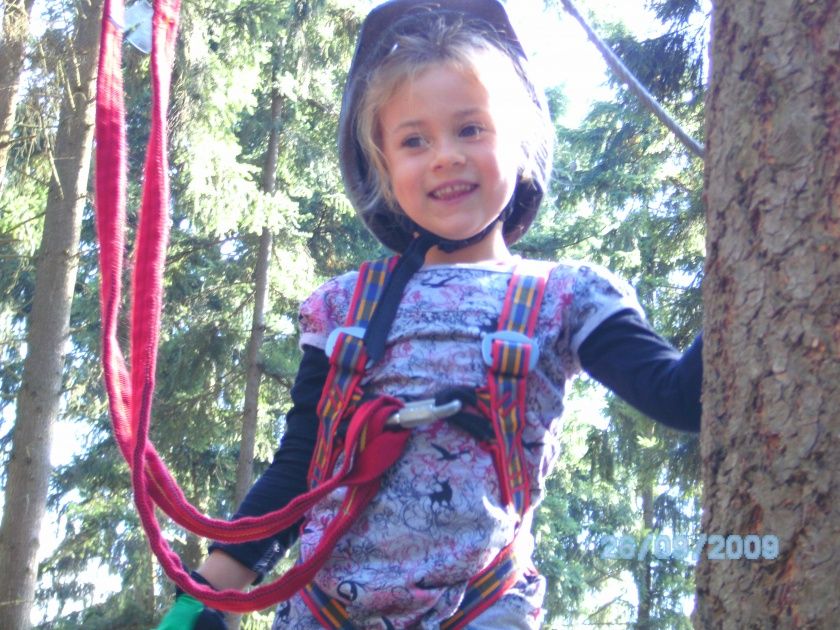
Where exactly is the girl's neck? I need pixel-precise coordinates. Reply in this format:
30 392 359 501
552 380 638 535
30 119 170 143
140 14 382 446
421 227 513 266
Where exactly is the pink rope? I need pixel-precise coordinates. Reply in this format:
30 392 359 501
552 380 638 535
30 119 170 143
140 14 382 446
93 0 409 611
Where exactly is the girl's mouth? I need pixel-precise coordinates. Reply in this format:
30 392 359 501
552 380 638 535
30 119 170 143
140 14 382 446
430 183 477 200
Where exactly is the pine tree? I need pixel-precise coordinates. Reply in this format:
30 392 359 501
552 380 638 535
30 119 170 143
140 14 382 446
0 0 103 626
530 1 706 625
0 0 38 187
697 0 840 625
34 1 360 625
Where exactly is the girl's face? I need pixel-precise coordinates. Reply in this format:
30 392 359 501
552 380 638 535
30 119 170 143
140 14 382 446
378 63 519 259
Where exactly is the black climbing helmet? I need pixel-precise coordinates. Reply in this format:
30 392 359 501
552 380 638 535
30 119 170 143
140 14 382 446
338 0 553 253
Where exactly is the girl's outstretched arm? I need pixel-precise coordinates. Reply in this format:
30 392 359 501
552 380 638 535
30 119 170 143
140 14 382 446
578 309 702 432
205 345 326 582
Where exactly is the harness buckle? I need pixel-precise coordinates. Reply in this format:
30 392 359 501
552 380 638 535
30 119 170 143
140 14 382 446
481 331 540 371
387 399 463 429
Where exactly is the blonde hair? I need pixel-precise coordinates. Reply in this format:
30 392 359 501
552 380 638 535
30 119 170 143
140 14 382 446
355 16 551 219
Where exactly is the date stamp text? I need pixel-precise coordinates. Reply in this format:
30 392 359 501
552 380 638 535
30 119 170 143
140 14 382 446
598 533 779 561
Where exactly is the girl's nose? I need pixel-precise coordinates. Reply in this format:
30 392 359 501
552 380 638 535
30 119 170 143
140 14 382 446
432 142 466 170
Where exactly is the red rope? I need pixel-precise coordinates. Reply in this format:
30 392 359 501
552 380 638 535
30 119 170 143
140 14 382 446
94 0 409 612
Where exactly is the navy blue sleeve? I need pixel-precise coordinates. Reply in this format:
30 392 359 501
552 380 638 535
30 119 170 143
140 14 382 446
208 345 326 582
578 309 702 432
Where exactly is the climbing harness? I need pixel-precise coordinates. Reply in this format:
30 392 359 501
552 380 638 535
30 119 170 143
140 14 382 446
300 256 553 628
301 542 520 630
94 0 551 620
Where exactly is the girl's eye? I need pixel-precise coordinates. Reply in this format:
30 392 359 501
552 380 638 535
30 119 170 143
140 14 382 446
401 135 426 149
460 124 485 138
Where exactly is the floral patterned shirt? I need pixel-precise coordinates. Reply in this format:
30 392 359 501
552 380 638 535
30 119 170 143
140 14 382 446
281 257 642 629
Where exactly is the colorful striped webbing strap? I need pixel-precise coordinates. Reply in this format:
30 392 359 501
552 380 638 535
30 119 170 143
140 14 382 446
308 256 399 488
485 259 552 518
439 543 520 630
301 582 355 630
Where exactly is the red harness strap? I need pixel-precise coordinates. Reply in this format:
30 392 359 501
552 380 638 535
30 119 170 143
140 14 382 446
94 0 417 614
309 257 398 488
483 259 551 519
301 259 552 628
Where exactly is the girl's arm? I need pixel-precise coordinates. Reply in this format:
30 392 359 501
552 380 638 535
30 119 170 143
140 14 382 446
202 344 327 585
578 309 702 432
193 550 260 591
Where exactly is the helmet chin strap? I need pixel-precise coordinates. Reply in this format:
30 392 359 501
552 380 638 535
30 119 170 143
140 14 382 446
411 196 515 254
363 232 436 363
363 197 515 364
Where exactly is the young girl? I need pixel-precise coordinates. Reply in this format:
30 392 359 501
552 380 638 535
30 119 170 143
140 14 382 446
159 0 702 628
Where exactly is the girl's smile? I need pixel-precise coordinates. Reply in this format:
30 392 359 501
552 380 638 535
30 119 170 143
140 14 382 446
378 63 520 263
429 181 478 201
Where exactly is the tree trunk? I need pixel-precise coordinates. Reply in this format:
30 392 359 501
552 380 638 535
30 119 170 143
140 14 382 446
228 82 282 630
0 0 37 188
141 546 156 620
232 230 272 506
232 85 282 508
697 0 840 627
635 484 654 629
0 0 102 626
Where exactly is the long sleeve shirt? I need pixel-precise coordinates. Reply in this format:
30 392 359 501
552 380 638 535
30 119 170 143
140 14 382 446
210 306 702 580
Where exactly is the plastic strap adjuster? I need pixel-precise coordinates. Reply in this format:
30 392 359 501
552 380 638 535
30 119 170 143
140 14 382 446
481 330 540 371
324 325 373 372
324 326 366 359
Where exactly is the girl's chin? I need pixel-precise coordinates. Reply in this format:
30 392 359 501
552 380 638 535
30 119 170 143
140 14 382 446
416 222 495 242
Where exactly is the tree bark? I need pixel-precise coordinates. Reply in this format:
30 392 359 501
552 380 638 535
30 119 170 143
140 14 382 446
697 0 840 627
0 0 37 188
233 227 273 504
228 82 282 630
0 0 102 626
232 85 282 509
635 484 654 629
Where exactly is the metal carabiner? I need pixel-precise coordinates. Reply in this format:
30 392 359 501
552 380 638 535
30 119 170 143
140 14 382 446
386 398 463 429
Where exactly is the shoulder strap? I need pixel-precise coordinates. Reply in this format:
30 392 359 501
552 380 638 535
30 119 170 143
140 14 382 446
309 257 399 488
446 259 554 625
484 260 554 518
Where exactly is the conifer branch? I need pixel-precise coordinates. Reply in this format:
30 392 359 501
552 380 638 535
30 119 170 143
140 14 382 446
559 0 705 160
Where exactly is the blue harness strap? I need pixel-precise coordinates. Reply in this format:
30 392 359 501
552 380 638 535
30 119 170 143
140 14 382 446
303 258 553 629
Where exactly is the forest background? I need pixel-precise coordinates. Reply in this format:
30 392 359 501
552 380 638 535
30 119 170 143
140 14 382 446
0 0 708 627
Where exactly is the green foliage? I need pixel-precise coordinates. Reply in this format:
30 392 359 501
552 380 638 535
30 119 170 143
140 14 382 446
2 0 710 626
649 0 704 32
19 0 363 625
533 393 639 624
35 601 156 630
0 8 62 433
527 0 707 625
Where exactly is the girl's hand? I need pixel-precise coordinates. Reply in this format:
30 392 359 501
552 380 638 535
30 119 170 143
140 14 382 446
156 552 253 629
155 593 228 629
